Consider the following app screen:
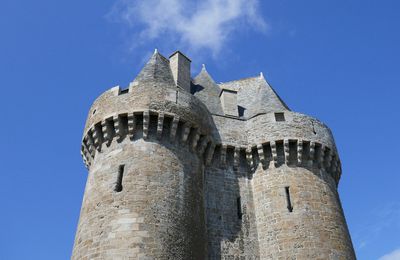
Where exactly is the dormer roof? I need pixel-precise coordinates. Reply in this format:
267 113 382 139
192 65 224 114
219 74 289 118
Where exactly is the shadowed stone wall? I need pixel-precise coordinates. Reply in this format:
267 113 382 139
205 149 259 259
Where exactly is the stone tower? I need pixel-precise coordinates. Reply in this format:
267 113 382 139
73 50 356 259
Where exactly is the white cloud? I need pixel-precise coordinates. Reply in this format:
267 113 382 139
379 248 400 260
108 0 267 56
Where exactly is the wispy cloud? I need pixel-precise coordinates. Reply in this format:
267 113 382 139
379 248 400 260
353 202 400 250
107 0 267 56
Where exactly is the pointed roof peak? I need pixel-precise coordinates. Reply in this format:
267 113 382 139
192 64 223 114
258 76 290 111
131 49 175 87
195 64 215 83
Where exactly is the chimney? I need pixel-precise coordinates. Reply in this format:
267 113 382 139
220 89 238 117
169 51 191 92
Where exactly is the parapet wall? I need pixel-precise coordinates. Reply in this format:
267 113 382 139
202 139 341 184
246 111 337 150
81 84 218 169
81 107 342 185
83 85 215 135
205 110 341 184
81 109 213 170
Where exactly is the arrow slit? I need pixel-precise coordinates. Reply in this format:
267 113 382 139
285 186 293 212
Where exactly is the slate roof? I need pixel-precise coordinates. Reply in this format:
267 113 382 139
131 50 175 88
192 65 224 115
219 74 290 118
130 50 289 119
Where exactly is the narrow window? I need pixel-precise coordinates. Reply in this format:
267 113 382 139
237 197 243 219
119 88 129 95
311 120 317 134
285 186 293 212
275 112 285 122
114 165 124 192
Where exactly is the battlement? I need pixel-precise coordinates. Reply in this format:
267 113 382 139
81 109 213 169
84 84 215 133
82 121 340 185
197 138 341 183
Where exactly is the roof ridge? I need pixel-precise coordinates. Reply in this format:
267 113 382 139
219 75 261 85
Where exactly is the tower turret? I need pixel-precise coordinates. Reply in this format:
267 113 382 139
193 70 355 259
73 51 216 259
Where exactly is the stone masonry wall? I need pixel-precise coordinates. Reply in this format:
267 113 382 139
205 148 259 259
73 127 207 259
252 163 355 259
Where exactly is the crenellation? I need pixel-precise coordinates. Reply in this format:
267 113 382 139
101 117 113 145
84 134 95 157
80 145 91 168
315 143 324 169
191 129 201 150
270 141 278 167
257 144 265 167
181 122 191 143
92 124 103 151
169 115 180 142
246 147 254 170
81 110 343 189
218 144 226 166
127 112 136 139
142 110 150 140
234 147 241 169
284 139 290 164
324 147 333 170
297 140 303 165
309 141 316 167
156 112 164 140
112 114 122 139
80 110 216 168
80 150 88 169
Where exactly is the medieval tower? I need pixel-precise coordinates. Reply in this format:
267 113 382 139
73 50 356 259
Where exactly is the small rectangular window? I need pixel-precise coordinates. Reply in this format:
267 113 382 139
275 112 285 122
114 165 124 192
237 197 243 219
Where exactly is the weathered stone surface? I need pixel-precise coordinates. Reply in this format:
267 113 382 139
74 50 355 259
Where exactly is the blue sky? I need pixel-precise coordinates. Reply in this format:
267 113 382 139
1 0 399 259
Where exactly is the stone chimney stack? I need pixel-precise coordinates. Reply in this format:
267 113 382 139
169 51 191 92
220 89 238 117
